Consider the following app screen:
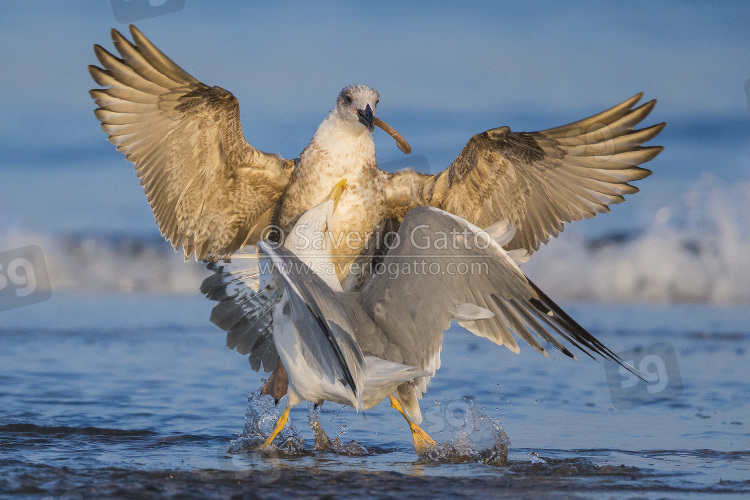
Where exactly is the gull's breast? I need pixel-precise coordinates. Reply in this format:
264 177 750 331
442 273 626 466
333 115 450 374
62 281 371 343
279 132 388 281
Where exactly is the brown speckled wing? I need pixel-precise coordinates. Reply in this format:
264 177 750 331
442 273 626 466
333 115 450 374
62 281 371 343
89 25 293 261
386 94 664 254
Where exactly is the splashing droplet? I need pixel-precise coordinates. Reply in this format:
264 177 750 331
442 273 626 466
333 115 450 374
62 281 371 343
227 390 304 455
418 402 510 465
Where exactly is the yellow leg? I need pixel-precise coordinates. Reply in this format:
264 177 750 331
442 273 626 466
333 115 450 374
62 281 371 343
389 395 437 453
259 406 291 450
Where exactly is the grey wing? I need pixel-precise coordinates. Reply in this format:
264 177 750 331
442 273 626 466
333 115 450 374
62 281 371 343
258 241 366 407
200 248 280 372
359 206 637 395
385 94 664 254
90 26 294 261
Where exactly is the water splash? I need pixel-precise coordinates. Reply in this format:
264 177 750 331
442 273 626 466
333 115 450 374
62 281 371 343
308 404 368 455
419 403 510 465
308 405 332 451
227 390 304 455
330 436 368 456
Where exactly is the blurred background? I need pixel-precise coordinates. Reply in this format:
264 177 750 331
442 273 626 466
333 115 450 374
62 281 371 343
1 1 748 303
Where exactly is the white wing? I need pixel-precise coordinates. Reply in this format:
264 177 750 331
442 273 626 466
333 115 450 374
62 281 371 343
258 241 367 410
360 206 638 412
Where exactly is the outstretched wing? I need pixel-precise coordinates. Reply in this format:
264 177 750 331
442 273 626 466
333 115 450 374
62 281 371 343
90 25 294 261
385 94 664 253
360 206 638 400
200 248 281 373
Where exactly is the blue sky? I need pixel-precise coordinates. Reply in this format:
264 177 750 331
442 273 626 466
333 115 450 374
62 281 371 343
0 1 748 236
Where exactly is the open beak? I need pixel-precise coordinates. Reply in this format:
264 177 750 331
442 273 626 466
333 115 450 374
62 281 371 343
357 104 374 132
373 116 412 154
327 178 347 211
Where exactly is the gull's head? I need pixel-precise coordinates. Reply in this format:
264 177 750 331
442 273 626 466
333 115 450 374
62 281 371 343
335 85 380 132
285 178 346 255
333 85 411 154
284 179 347 291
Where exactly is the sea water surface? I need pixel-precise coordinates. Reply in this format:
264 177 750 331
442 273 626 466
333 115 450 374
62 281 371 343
1 293 748 498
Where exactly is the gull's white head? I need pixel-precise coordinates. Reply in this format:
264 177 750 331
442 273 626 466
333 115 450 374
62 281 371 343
335 85 380 132
283 179 347 290
331 85 411 154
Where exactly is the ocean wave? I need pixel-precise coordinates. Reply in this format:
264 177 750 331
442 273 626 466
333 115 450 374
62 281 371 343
0 224 207 294
1 175 747 304
523 175 750 304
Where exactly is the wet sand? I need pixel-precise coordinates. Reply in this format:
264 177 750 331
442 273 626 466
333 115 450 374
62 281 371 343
10 455 743 499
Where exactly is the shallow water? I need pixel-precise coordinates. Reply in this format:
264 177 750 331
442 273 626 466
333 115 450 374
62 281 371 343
1 294 749 497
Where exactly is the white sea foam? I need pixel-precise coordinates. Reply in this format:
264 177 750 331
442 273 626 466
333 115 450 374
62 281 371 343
0 221 207 294
1 176 747 303
523 175 750 304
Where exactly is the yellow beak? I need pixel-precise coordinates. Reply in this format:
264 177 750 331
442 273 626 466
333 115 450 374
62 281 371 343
327 178 347 211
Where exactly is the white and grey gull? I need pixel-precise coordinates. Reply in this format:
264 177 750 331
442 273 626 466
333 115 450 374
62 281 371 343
202 178 641 450
202 180 429 449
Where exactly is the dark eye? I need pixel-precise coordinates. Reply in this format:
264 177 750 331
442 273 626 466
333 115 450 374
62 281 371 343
344 95 352 105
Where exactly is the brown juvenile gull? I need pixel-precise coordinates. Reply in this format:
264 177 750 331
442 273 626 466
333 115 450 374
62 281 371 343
202 179 641 451
89 25 665 285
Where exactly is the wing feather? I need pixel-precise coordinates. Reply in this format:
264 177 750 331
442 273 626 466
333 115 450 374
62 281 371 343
200 253 281 373
90 26 294 260
385 95 664 254
258 242 367 409
360 206 640 404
